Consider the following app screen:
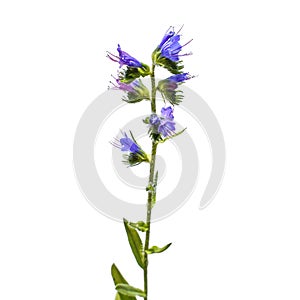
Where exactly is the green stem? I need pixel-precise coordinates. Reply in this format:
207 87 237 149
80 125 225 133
144 64 157 300
150 65 156 113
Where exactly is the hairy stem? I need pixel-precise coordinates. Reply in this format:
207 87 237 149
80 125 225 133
144 65 157 300
150 65 156 113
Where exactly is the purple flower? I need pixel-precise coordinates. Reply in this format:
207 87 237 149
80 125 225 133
149 114 160 125
158 120 176 137
157 73 193 105
167 72 193 83
107 44 142 68
161 106 174 120
109 75 135 92
111 131 150 166
157 26 192 62
109 76 150 103
149 106 176 137
111 132 140 153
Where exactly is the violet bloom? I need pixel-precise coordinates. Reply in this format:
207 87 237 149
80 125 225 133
157 73 194 105
150 106 176 137
167 72 193 83
161 106 174 120
109 75 135 92
112 132 140 153
111 132 150 166
109 76 150 103
107 44 142 68
157 26 192 62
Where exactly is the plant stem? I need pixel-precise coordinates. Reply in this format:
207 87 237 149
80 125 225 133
144 65 157 300
150 65 156 113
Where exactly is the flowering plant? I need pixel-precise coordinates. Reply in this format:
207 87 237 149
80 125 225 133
107 26 194 300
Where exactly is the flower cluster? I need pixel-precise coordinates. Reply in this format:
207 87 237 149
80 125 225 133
148 106 176 138
107 26 193 164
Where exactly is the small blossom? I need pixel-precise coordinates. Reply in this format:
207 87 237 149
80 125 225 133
107 44 142 68
109 75 135 92
161 106 174 120
109 76 150 103
111 132 150 166
158 119 176 137
167 72 193 83
149 114 160 125
107 45 151 83
158 27 192 62
152 26 192 74
149 106 176 138
111 132 140 153
157 73 194 105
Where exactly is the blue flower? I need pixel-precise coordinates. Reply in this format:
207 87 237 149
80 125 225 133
149 106 176 138
111 132 150 166
113 132 140 153
158 28 192 62
107 44 142 68
152 26 192 74
149 114 160 125
157 73 194 105
158 119 176 137
107 45 151 83
167 72 193 83
161 106 174 120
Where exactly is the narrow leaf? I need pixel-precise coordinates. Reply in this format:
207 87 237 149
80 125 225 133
129 221 149 232
111 264 137 300
145 243 172 254
159 128 187 143
123 219 144 268
111 264 128 285
116 284 146 298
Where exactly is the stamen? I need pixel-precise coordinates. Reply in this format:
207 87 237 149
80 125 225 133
176 24 184 35
165 26 174 35
109 80 118 88
178 52 193 57
106 51 120 60
106 54 119 63
181 39 193 48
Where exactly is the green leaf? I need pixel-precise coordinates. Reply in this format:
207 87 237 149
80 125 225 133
119 64 151 84
115 293 121 300
111 264 128 285
145 243 172 254
116 284 146 298
111 264 137 300
159 128 187 143
152 49 184 74
123 219 144 268
157 79 184 105
129 221 149 232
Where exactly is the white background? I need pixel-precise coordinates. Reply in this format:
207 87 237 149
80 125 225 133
1 1 300 299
